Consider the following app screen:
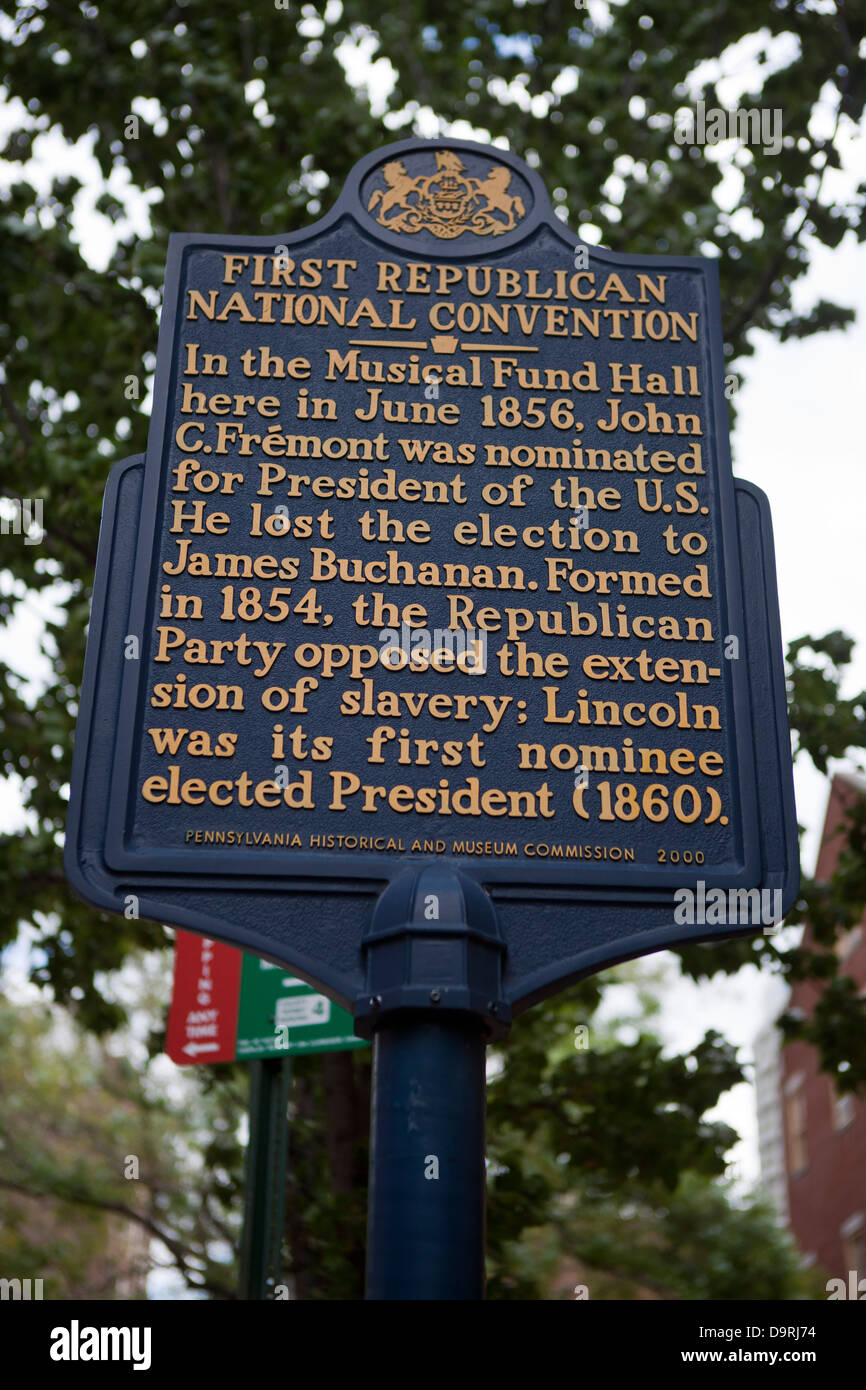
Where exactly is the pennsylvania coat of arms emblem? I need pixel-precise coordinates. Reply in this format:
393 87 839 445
366 149 527 239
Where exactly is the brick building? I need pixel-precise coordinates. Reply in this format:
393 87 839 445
756 772 866 1283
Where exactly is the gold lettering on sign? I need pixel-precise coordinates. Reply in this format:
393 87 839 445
140 185 735 869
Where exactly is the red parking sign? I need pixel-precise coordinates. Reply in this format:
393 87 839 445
166 931 241 1064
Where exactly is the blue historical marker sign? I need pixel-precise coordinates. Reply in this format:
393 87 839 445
65 138 797 1017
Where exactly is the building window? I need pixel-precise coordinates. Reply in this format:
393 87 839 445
829 1076 856 1130
835 924 862 963
785 1074 807 1174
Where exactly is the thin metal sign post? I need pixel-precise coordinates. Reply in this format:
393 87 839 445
355 866 510 1300
238 1055 292 1300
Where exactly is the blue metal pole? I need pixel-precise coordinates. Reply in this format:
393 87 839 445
365 1014 487 1300
354 866 510 1301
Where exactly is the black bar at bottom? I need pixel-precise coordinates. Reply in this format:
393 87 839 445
365 1014 487 1300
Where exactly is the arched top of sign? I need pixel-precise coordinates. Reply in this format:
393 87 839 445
165 136 717 281
347 138 543 255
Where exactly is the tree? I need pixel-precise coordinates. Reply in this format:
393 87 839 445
501 1171 825 1301
0 953 820 1301
1 0 865 1297
0 985 248 1297
484 961 828 1300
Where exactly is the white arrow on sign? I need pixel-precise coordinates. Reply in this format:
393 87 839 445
183 1041 221 1057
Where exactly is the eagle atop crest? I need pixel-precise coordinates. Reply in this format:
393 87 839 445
434 150 467 174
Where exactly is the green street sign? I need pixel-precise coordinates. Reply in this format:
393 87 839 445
236 955 367 1060
167 931 367 1063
